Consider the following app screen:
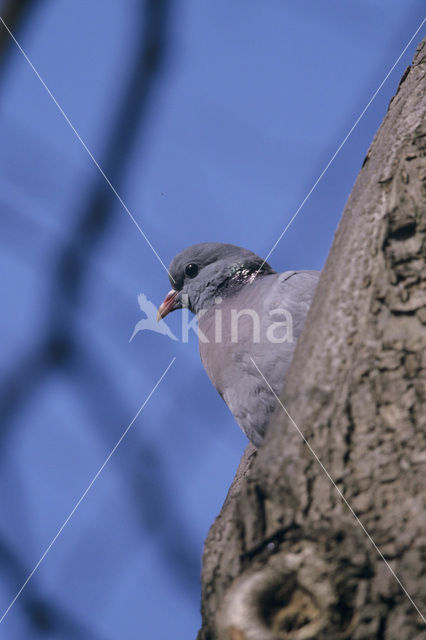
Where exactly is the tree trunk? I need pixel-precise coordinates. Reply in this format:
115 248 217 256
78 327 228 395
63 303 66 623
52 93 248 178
198 38 426 640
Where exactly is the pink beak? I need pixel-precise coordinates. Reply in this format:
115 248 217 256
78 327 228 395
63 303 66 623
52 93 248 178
157 289 179 321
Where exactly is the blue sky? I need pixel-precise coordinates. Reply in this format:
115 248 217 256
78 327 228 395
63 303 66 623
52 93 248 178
0 1 424 638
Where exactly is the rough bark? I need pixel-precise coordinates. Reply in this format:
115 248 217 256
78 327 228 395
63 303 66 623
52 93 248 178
198 39 426 640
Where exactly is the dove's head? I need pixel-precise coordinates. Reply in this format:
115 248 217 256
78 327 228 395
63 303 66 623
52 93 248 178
157 242 275 319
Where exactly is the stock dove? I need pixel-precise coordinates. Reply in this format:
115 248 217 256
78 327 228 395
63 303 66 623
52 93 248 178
158 243 319 446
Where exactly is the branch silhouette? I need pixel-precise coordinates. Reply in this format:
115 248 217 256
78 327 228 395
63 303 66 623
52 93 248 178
0 539 105 638
0 0 201 632
0 0 40 63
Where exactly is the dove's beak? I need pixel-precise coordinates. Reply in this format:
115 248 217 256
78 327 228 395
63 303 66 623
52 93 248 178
157 289 179 321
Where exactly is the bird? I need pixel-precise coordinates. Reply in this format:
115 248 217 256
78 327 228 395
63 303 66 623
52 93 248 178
157 243 319 446
130 293 178 342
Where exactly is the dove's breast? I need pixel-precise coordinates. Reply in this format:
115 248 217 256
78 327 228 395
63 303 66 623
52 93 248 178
198 271 319 445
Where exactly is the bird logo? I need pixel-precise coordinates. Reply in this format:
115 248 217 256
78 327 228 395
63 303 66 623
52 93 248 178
130 293 178 342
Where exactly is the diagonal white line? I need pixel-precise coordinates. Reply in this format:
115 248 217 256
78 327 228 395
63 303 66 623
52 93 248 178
259 16 426 272
250 356 426 625
0 357 176 625
0 15 174 282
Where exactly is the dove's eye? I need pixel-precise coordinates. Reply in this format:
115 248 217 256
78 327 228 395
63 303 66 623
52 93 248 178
185 263 199 278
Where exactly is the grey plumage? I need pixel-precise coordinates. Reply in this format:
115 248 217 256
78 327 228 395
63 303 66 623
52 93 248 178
160 243 319 446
